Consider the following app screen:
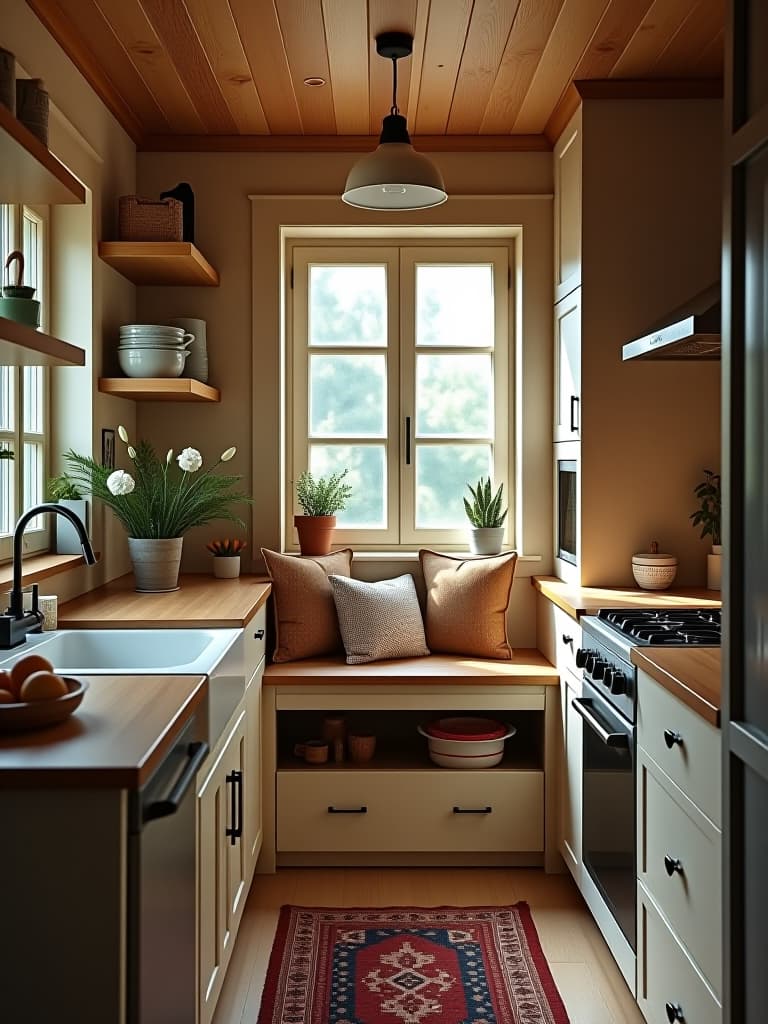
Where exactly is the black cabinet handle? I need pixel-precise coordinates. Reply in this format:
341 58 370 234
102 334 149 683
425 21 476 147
143 741 210 823
665 1002 685 1022
664 729 684 749
226 769 243 845
664 855 683 877
452 806 492 814
570 394 579 432
405 416 412 465
327 805 367 814
253 628 265 639
562 634 573 645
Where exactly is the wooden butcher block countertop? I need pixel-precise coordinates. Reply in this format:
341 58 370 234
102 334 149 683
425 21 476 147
532 575 721 620
0 674 207 787
632 646 721 727
58 573 271 628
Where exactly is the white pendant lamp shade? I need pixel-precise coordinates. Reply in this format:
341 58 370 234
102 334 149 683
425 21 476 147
342 34 447 211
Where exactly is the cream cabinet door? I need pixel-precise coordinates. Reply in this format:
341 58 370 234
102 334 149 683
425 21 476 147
554 291 581 442
559 670 583 883
554 116 582 301
244 656 264 881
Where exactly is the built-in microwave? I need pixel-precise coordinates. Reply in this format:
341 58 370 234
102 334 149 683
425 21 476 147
554 441 579 583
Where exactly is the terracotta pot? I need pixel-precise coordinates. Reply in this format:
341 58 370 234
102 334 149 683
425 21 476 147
294 514 336 555
128 537 183 592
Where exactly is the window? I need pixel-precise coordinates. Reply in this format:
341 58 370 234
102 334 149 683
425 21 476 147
0 203 50 559
288 242 510 548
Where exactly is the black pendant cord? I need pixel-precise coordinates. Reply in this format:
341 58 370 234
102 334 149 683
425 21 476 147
391 56 399 115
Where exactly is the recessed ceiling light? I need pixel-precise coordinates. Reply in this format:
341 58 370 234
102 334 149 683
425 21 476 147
303 77 326 87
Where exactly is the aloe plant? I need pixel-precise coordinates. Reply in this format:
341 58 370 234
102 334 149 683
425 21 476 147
463 477 507 529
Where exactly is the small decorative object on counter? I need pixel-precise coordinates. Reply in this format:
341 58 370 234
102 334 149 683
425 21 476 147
0 47 15 113
464 476 507 555
631 540 678 591
294 468 352 555
38 595 57 632
690 469 721 591
159 182 195 242
118 195 183 241
47 474 89 555
207 537 246 578
0 250 40 327
62 426 250 593
15 78 48 145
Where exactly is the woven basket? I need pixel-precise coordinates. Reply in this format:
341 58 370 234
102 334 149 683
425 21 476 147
118 196 183 242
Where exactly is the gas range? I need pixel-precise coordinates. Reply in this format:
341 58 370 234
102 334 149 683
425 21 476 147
577 607 722 725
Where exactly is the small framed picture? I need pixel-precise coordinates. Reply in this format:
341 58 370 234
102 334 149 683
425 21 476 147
101 428 115 469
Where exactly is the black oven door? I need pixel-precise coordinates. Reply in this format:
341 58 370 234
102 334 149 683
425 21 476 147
573 680 636 952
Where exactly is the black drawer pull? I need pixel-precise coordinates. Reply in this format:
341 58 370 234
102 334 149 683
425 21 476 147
664 729 683 749
452 806 492 814
664 855 684 877
665 1002 685 1022
562 634 573 645
253 628 265 639
327 806 367 814
225 770 243 845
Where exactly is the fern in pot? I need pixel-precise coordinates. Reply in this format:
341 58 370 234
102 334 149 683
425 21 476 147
47 473 89 555
464 477 507 555
294 469 352 555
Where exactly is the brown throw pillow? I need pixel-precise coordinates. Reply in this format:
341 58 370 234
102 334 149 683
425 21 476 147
419 549 518 660
261 548 353 662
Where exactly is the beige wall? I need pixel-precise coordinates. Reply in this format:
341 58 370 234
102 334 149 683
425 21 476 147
580 98 722 586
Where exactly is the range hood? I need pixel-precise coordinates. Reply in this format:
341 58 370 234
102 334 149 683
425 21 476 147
622 283 721 361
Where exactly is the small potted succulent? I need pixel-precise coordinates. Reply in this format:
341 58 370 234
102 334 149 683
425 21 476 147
47 473 89 555
464 477 507 555
690 469 721 590
294 468 352 555
206 537 247 579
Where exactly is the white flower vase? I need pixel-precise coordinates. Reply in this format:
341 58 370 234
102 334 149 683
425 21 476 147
707 544 722 591
212 555 240 579
468 527 505 555
128 537 183 593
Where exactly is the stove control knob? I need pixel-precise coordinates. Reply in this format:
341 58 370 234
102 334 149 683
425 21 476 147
575 648 589 669
610 671 627 695
592 660 606 680
604 667 615 688
585 653 597 673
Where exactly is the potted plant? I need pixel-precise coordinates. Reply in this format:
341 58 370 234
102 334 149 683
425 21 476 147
63 425 250 592
294 468 352 555
690 468 721 590
464 477 507 555
47 473 89 555
206 537 247 579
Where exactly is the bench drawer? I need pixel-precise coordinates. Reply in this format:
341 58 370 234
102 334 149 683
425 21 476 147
277 770 543 853
553 606 581 680
637 668 721 827
637 884 722 1024
243 605 267 677
638 752 722 994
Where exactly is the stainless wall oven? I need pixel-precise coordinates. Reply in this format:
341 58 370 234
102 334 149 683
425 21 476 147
554 442 579 583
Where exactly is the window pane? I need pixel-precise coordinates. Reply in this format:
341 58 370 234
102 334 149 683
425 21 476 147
309 265 387 347
23 367 44 434
416 265 494 347
416 353 492 437
310 354 386 437
310 444 386 529
24 441 44 530
416 444 491 528
23 212 39 292
0 367 13 430
0 442 14 537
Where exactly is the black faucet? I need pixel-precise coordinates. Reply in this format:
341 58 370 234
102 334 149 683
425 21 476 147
0 503 97 649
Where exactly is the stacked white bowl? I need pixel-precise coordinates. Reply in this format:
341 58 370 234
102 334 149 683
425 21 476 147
118 324 193 378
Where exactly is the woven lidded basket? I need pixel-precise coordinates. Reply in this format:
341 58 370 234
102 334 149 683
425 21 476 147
118 195 183 242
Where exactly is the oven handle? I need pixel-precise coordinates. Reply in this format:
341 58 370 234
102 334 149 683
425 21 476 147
572 698 630 748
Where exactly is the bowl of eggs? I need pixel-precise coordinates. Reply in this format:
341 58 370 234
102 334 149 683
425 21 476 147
0 654 88 732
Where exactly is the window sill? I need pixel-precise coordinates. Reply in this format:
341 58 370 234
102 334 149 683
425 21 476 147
0 552 95 590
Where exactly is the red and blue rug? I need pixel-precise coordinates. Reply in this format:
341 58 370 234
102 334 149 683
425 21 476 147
258 904 570 1024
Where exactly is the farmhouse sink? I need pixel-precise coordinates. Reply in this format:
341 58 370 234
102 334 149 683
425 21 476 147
0 628 241 676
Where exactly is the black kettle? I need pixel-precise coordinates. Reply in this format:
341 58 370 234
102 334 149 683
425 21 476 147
160 182 195 243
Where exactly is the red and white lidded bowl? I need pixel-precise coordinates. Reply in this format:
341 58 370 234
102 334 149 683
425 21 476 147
417 716 516 768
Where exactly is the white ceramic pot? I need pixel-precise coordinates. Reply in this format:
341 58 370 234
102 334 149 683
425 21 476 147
212 555 240 579
631 551 678 590
707 545 722 590
468 526 505 555
118 346 189 378
417 717 517 769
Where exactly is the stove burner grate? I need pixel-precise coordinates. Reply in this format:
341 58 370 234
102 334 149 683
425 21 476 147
597 607 721 646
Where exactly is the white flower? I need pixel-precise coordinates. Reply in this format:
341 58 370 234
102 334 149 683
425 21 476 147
107 470 135 496
177 447 203 472
166 449 173 465
117 425 129 443
127 445 137 459
221 446 236 462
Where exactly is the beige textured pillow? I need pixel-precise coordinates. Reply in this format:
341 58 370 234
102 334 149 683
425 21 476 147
329 574 430 664
261 548 353 662
419 549 518 660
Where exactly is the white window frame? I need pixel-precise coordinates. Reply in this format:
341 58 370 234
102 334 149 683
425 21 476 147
287 239 512 551
0 203 50 560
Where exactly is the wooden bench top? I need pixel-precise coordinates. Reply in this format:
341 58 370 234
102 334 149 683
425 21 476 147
263 649 558 687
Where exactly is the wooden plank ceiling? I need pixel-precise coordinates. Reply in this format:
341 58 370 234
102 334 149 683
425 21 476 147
26 0 724 150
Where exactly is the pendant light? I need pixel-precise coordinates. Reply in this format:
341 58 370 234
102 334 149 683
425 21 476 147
342 32 447 211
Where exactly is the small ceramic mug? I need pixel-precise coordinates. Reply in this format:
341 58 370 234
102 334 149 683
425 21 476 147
294 740 329 764
348 734 376 763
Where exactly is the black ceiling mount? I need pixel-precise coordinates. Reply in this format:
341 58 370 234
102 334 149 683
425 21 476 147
376 32 413 60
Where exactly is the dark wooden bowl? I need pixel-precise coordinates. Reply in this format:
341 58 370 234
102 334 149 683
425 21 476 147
0 677 88 732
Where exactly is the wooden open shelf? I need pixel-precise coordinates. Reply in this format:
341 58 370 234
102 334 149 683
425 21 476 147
98 242 220 286
0 316 86 366
98 377 220 402
0 103 86 205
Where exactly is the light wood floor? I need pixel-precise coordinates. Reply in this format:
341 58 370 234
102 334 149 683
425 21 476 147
213 867 645 1024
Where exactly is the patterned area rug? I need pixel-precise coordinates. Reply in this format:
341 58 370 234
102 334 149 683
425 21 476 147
257 904 570 1024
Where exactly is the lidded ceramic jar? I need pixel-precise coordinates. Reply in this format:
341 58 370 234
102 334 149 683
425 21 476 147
631 540 678 591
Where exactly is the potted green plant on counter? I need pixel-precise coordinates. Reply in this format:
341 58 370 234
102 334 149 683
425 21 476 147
206 537 247 579
690 469 721 590
294 468 352 555
464 476 507 555
47 473 89 555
